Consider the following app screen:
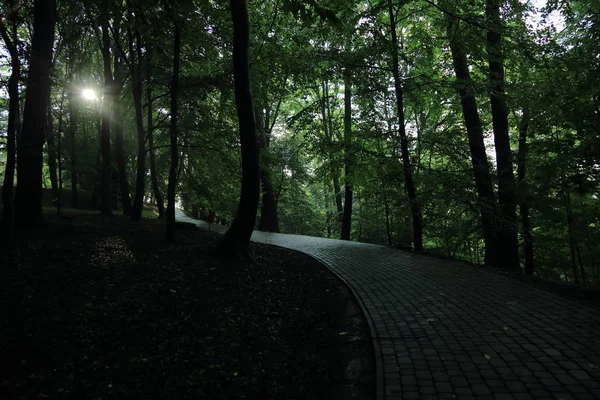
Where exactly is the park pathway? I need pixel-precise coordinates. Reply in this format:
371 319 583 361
176 210 600 400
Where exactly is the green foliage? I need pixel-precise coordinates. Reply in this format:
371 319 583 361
1 0 598 284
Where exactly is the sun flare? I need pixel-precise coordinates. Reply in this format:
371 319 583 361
81 88 96 100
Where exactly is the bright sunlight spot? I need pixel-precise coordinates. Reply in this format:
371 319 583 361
81 88 96 100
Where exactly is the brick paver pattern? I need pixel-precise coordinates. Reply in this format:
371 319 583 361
177 210 600 400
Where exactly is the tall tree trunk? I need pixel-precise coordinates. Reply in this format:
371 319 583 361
486 0 519 270
447 15 499 266
99 1 113 217
113 109 132 215
564 192 580 284
67 92 78 208
340 67 353 240
320 80 343 226
45 101 59 202
147 47 165 218
384 192 392 247
112 56 132 216
130 24 147 222
165 9 181 243
256 106 279 232
91 116 102 208
0 14 21 246
56 92 65 215
517 107 534 275
219 0 260 257
388 0 423 251
15 0 56 229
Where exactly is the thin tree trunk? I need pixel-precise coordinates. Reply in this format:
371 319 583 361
256 106 279 232
320 80 343 226
219 0 260 257
165 8 181 242
91 116 102 208
67 92 78 208
388 0 423 251
129 23 147 221
384 192 392 247
447 15 499 266
0 15 21 246
15 0 56 229
46 101 59 202
565 192 580 284
486 0 519 270
147 47 165 218
517 107 534 275
99 1 113 217
340 67 353 240
112 57 132 215
113 107 132 215
56 94 64 215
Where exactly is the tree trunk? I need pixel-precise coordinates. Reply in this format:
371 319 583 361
15 0 56 229
256 106 279 232
0 16 21 246
113 108 132 215
46 101 59 202
320 80 343 227
447 15 499 266
56 92 65 215
384 192 392 247
388 0 423 251
130 25 147 222
67 92 78 208
486 0 519 270
91 116 102 208
99 1 113 217
147 47 165 218
564 192 580 284
340 67 353 240
517 107 534 275
165 9 181 243
219 0 260 257
110 55 131 215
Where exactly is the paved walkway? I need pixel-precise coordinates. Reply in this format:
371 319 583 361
177 210 600 400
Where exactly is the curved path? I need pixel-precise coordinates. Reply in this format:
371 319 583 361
177 210 600 400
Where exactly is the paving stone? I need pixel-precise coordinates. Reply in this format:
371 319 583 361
435 381 453 392
472 384 492 396
505 381 526 392
178 211 600 400
494 395 514 400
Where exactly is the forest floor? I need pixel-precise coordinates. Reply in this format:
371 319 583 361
0 210 375 399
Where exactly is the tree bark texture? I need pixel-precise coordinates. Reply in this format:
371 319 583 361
320 80 343 227
165 12 181 242
447 16 499 266
129 22 147 222
147 48 165 218
99 1 113 217
0 17 21 245
67 92 78 208
219 0 261 256
517 107 534 275
389 0 423 251
112 53 132 216
256 106 279 232
340 67 353 241
486 0 519 270
45 101 59 201
15 0 56 229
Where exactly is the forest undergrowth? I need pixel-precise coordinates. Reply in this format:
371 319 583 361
0 212 374 399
